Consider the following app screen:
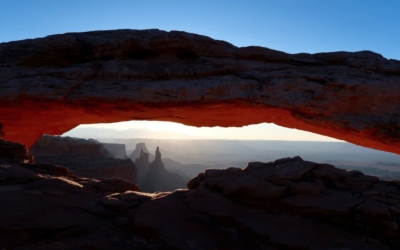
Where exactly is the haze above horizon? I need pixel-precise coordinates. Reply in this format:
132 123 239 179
2 1 398 142
63 121 344 142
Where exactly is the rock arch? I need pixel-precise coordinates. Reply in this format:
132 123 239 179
1 29 400 154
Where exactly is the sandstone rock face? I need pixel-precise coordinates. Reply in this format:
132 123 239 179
31 135 137 183
0 29 400 154
3 155 400 249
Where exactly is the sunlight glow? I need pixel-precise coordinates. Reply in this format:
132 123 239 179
69 121 344 142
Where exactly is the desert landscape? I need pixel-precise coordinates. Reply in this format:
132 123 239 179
2 128 400 249
1 27 400 249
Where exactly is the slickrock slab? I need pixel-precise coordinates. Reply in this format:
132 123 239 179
281 191 363 214
0 30 400 155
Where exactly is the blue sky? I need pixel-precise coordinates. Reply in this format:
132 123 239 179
2 1 399 141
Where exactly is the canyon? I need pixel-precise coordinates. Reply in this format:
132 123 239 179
30 135 187 192
0 29 399 155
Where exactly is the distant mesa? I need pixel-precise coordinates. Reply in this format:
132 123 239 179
30 135 138 184
0 29 400 155
30 135 113 157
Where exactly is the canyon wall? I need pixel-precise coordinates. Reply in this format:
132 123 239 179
31 135 137 183
0 29 399 154
30 135 110 156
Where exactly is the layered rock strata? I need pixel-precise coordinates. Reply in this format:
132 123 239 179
0 29 400 154
3 154 400 249
30 135 112 157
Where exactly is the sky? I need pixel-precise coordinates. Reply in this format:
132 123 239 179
62 121 341 141
2 1 399 141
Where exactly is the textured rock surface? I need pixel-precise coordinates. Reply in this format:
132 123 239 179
31 135 137 183
3 155 400 249
1 29 400 154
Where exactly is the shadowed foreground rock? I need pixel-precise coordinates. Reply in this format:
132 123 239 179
2 149 400 249
1 29 400 155
0 139 33 163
